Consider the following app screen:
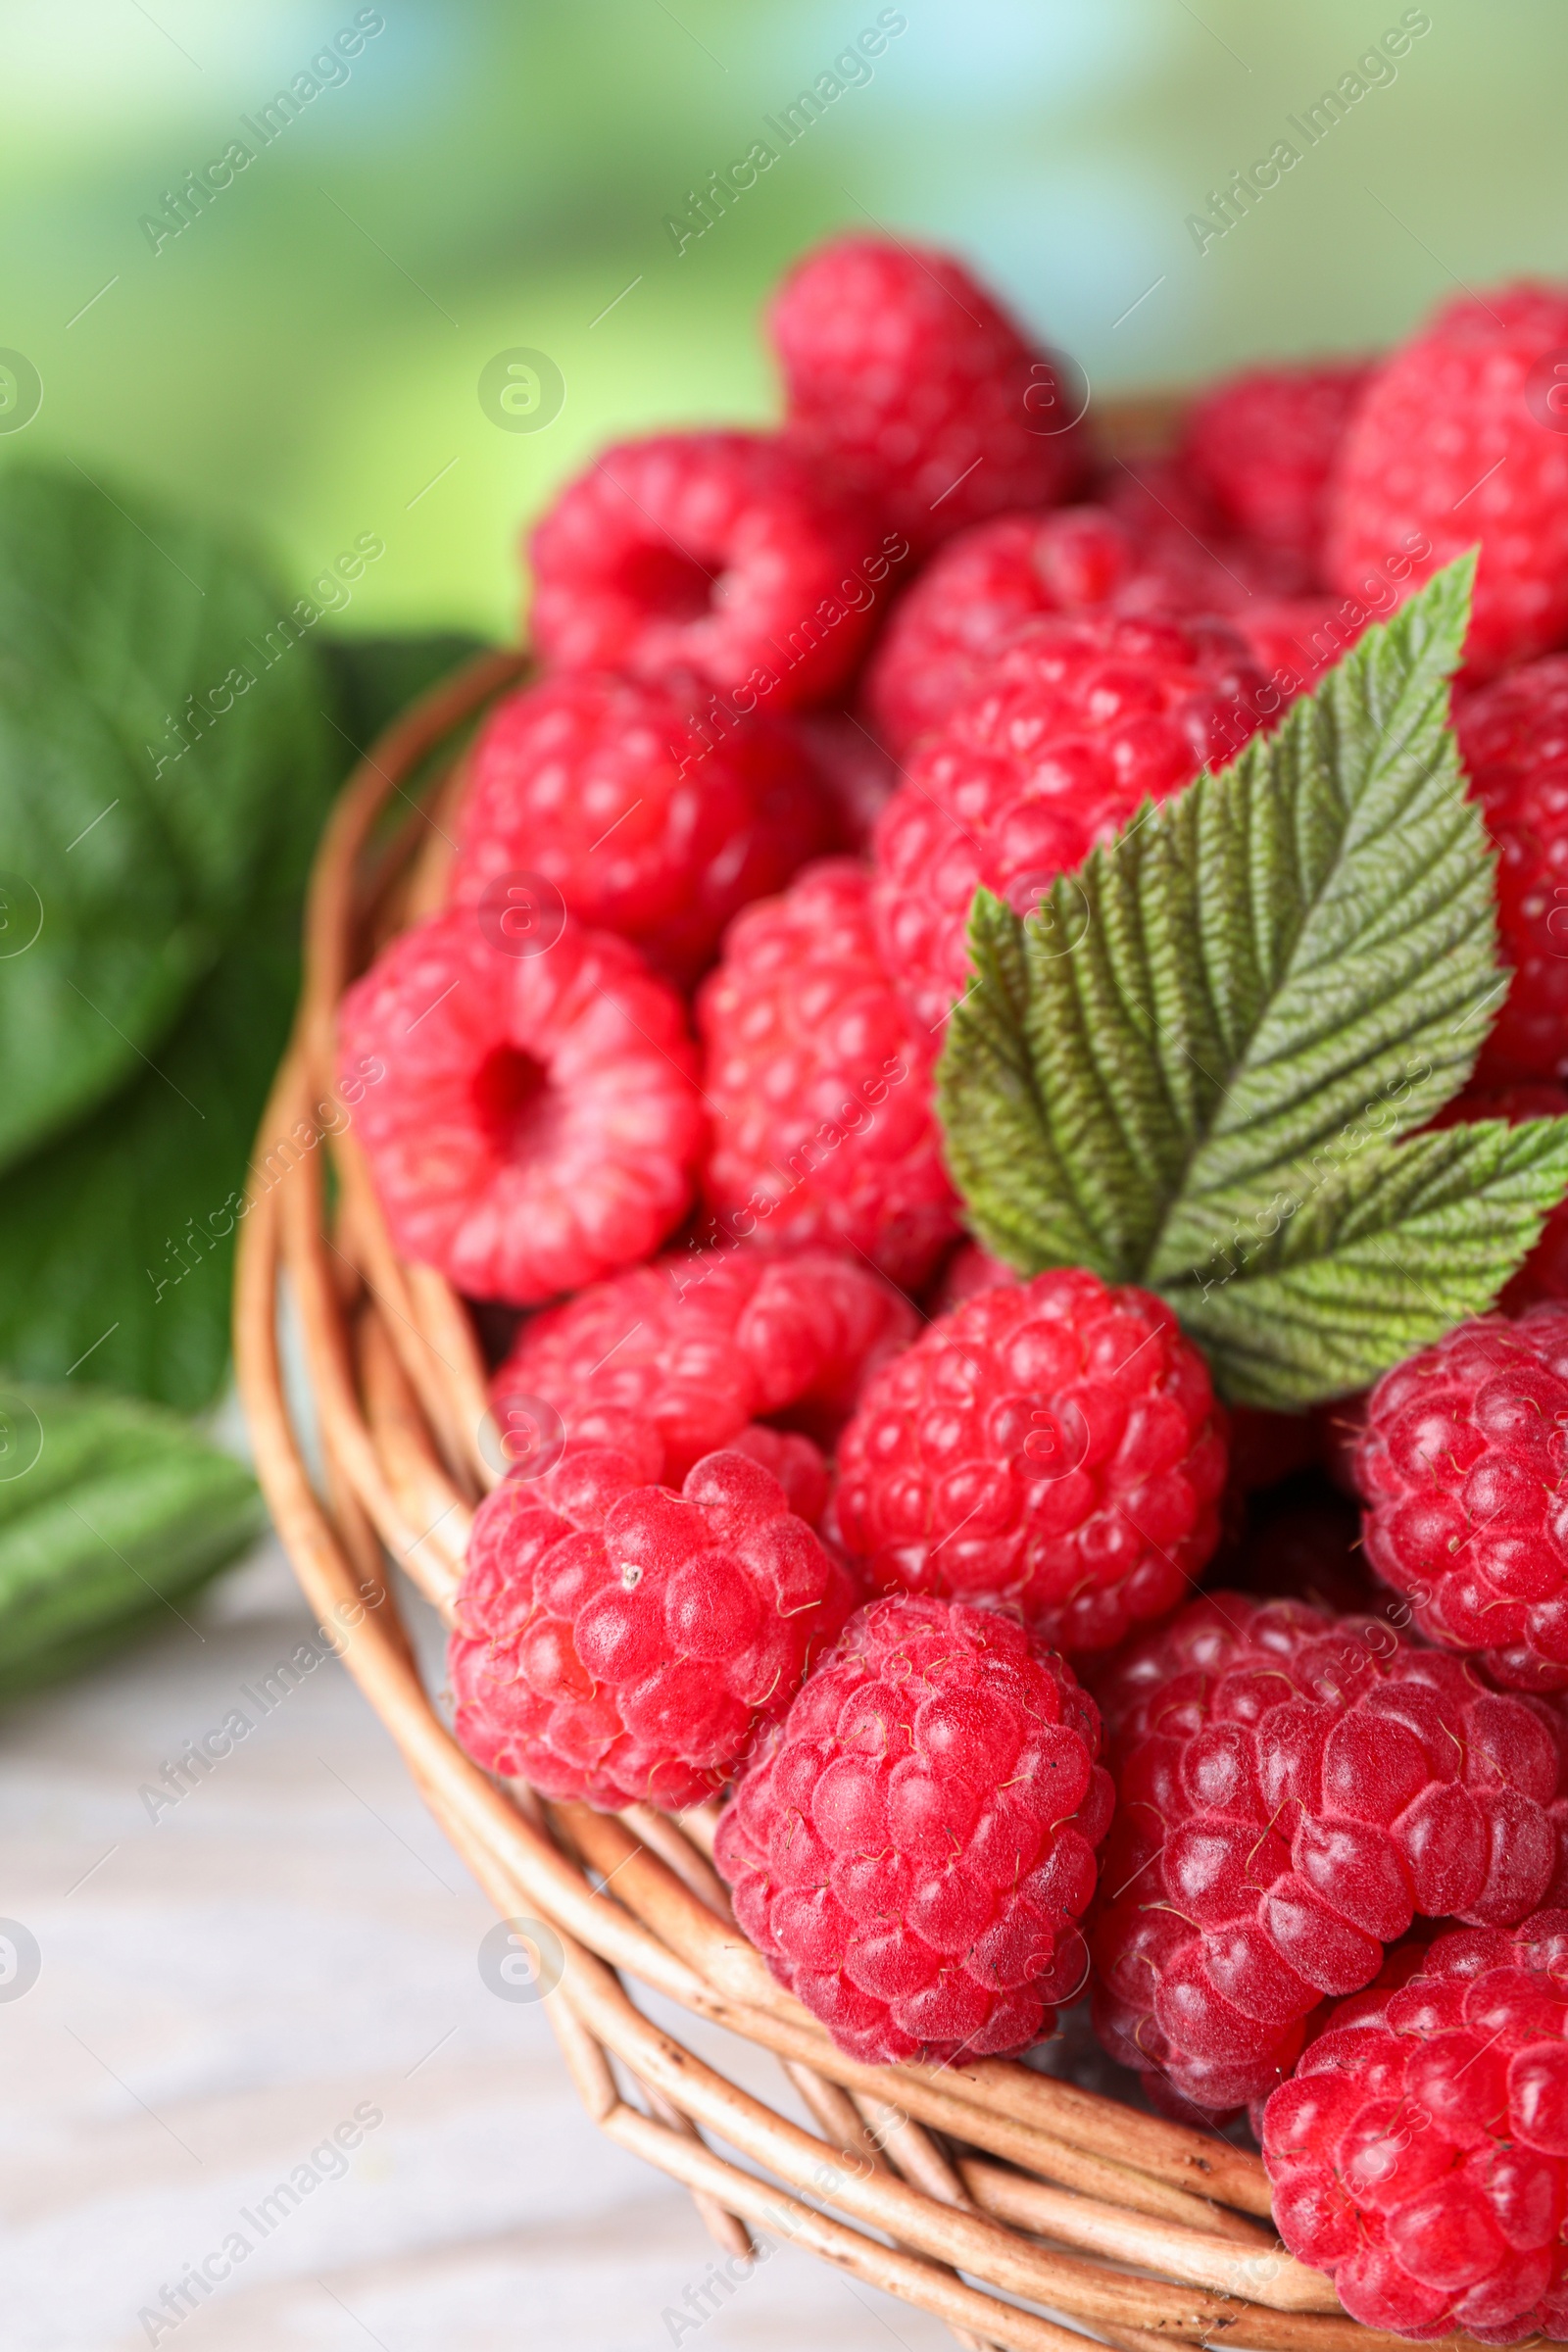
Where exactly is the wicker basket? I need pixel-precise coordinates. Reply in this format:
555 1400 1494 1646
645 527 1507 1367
231 404 1452 2352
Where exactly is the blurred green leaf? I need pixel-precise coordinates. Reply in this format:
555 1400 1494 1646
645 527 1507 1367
0 466 337 1175
0 867 300 1409
0 1382 263 1701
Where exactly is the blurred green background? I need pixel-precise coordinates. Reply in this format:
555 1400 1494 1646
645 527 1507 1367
7 0 1568 640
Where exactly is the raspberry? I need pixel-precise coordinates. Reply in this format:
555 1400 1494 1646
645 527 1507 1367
1262 1910 1568 2343
1325 284 1568 679
1354 1304 1568 1690
697 859 960 1288
1431 1080 1568 1308
768 235 1087 557
1177 361 1371 564
870 612 1268 1030
490 1243 915 1484
1455 656 1568 1081
527 432 885 709
714 1592 1113 2063
830 1268 1226 1655
450 1446 854 1810
862 507 1138 755
338 908 702 1306
1090 1593 1561 2115
449 671 829 984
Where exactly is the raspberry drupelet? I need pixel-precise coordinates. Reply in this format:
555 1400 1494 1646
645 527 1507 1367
449 670 830 986
1354 1303 1568 1690
490 1243 916 1486
869 612 1269 1031
768 234 1087 557
450 1444 856 1810
337 906 703 1306
1455 655 1568 1083
697 858 960 1290
527 431 888 709
1262 1911 1568 2342
714 1592 1113 2064
1325 283 1568 679
1090 1594 1561 2117
830 1268 1226 1657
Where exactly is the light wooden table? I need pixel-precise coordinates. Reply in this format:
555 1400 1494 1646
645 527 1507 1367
3 1531 954 2352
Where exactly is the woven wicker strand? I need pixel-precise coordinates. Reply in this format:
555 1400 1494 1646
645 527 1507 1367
233 559 1490 2352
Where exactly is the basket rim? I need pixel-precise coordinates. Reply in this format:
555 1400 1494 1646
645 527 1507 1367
231 396 1486 2352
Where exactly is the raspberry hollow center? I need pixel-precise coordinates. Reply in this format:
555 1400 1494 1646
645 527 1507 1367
470 1045 563 1162
619 541 714 624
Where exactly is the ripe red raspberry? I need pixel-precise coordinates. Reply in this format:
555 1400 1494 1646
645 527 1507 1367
697 859 960 1289
768 235 1087 557
449 671 829 985
1090 1594 1561 2116
1455 656 1568 1082
1355 1305 1568 1691
1431 1081 1568 1309
451 1446 854 1810
1262 1910 1568 2342
862 507 1137 755
338 908 702 1306
713 1592 1113 2064
490 1243 915 1484
870 612 1268 1030
527 432 885 709
1177 361 1371 564
830 1268 1226 1656
1326 284 1568 679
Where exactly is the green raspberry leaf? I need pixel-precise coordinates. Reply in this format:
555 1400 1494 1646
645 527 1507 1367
0 465 338 1176
1166 1119 1568 1406
0 1383 263 1702
937 556 1568 1404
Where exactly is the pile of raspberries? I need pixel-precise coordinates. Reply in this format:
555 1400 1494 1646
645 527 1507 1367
340 235 1568 2342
